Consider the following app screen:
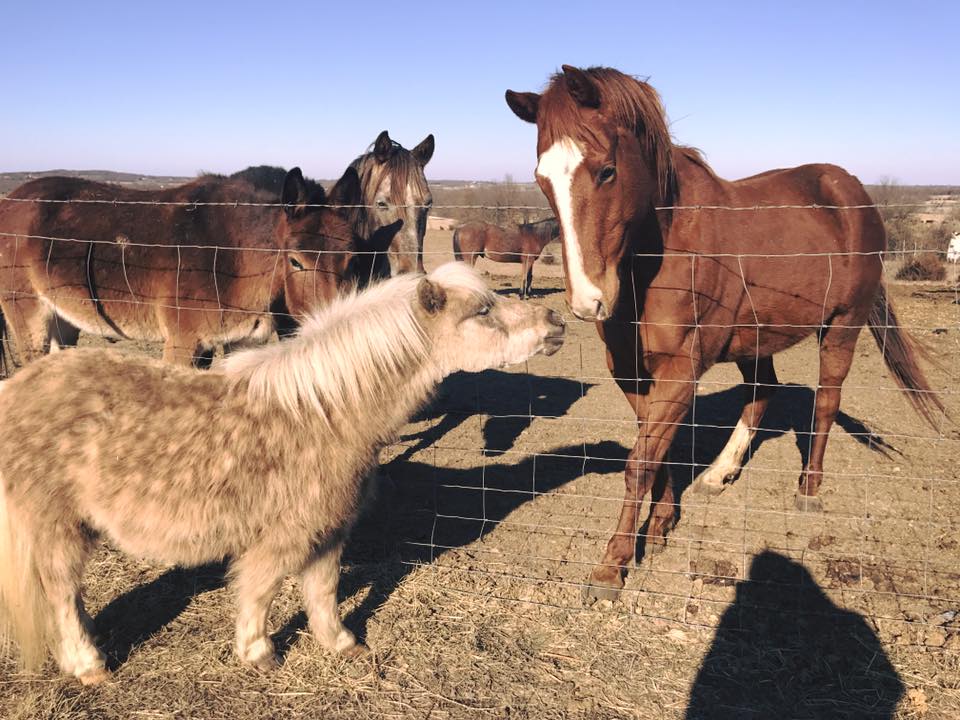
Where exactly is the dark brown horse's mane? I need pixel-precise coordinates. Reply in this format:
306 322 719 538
539 67 677 200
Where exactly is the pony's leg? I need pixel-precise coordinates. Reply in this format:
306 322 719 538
694 357 779 494
231 544 297 670
32 523 106 683
584 359 695 602
796 323 861 512
301 541 368 658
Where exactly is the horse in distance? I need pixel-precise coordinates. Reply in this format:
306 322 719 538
452 217 560 298
506 64 945 601
0 166 377 369
0 261 565 684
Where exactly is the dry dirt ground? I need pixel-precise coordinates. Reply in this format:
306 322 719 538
2 230 959 719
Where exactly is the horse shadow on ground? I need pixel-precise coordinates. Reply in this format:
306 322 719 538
90 378 894 671
685 551 904 719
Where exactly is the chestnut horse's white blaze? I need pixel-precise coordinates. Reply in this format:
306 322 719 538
535 138 603 319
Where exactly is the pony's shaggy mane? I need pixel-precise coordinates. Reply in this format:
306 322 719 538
539 67 679 200
222 262 491 423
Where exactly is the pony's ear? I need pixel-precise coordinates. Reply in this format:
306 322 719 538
281 167 308 218
412 134 434 166
417 277 447 315
505 90 540 123
561 65 600 108
374 130 392 163
327 166 361 208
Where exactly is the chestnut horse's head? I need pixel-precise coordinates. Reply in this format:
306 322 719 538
277 166 363 318
506 66 674 321
351 131 435 276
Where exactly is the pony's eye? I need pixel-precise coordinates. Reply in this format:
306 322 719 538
289 257 304 270
477 305 491 317
598 165 616 184
376 199 389 209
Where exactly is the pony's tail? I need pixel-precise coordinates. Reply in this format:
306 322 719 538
0 477 52 670
452 226 464 262
867 284 947 430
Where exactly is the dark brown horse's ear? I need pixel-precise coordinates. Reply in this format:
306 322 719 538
505 90 540 123
417 277 447 315
374 130 392 163
561 65 600 108
412 134 435 166
327 166 361 208
281 167 308 218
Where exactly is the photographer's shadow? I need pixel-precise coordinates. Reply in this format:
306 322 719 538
686 551 904 719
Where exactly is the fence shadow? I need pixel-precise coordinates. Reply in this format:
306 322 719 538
685 550 904 719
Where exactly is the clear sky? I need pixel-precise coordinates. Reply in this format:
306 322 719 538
3 1 958 184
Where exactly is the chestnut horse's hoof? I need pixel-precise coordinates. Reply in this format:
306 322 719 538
77 667 112 686
795 493 823 513
581 568 625 605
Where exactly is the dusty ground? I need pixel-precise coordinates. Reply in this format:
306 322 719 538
1 230 958 718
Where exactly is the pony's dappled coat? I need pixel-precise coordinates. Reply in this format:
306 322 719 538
0 261 562 683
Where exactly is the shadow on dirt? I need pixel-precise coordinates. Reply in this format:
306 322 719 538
685 551 904 719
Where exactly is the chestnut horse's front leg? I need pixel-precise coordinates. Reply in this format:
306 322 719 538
583 358 695 603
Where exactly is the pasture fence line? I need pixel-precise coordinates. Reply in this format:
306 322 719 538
0 198 958 658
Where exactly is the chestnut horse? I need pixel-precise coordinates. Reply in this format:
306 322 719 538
453 218 560 298
507 65 945 601
0 167 377 369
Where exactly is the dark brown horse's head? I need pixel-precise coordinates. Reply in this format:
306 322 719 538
351 130 434 276
277 167 361 318
506 66 674 321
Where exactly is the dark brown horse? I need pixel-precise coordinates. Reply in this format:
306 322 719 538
0 167 379 369
507 65 945 601
452 217 560 298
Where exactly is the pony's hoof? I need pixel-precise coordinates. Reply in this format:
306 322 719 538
691 476 727 495
77 667 111 686
248 653 280 672
341 642 371 659
795 493 823 513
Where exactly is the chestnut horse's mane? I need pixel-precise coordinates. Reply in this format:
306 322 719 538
538 67 717 200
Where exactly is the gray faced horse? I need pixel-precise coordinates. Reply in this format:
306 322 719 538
350 131 434 277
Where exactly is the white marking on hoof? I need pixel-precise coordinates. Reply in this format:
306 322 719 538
701 419 754 488
77 667 111 686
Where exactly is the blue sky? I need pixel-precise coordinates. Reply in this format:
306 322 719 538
3 1 958 184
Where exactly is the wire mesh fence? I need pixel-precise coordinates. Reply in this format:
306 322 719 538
1 189 958 665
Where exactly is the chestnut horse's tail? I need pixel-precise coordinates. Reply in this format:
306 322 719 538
0 474 52 669
867 284 947 429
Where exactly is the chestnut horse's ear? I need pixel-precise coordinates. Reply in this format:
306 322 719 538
417 277 447 315
327 166 361 208
281 167 310 218
505 90 540 123
412 134 435 166
561 65 600 108
374 130 393 163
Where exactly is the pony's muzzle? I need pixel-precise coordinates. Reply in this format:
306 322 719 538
542 309 566 356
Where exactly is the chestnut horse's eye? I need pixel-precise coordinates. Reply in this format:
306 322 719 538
597 165 617 185
289 257 304 270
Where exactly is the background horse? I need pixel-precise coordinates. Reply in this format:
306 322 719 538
0 262 564 683
350 130 434 277
452 217 560 298
0 167 376 369
507 65 945 601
